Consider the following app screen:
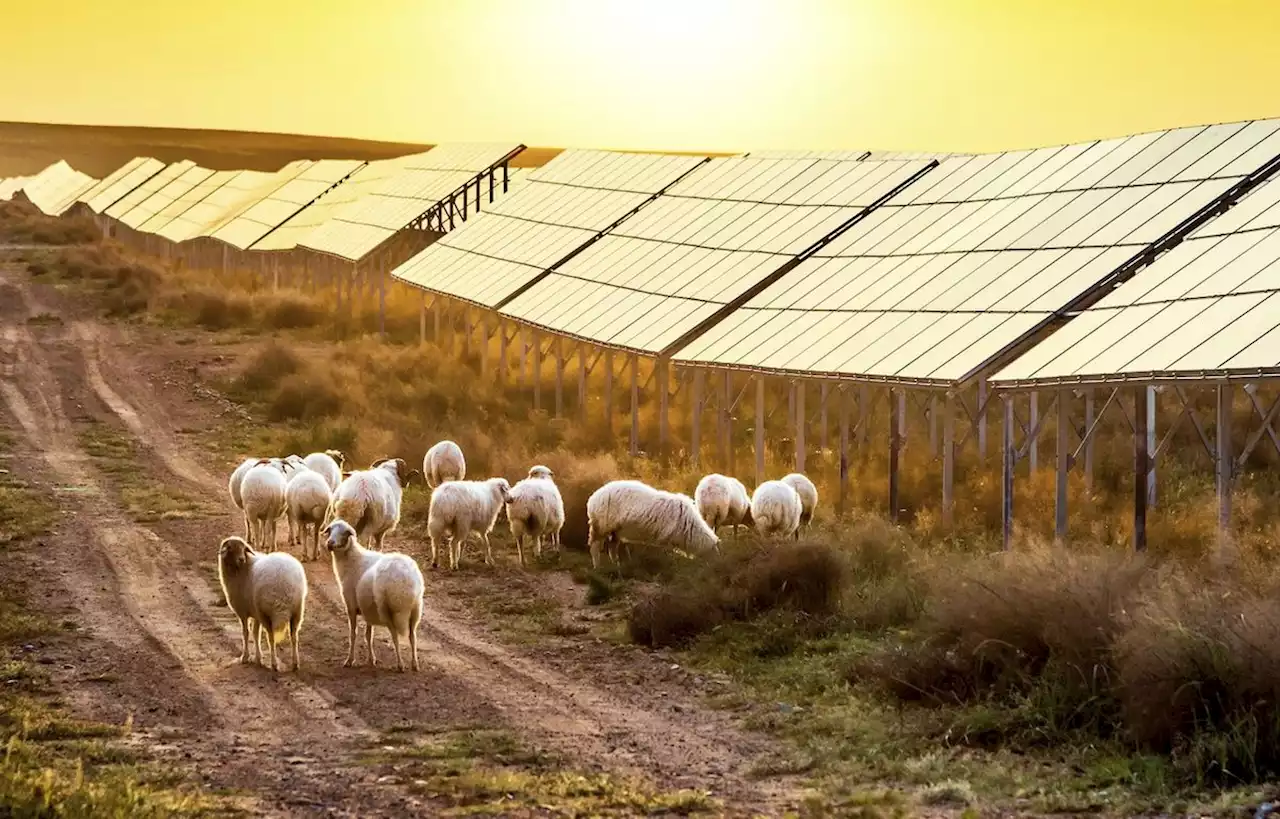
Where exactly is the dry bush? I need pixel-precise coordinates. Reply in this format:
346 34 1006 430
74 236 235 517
45 245 163 316
1115 573 1280 783
235 342 303 394
267 372 343 422
0 200 98 245
257 291 325 330
156 286 254 330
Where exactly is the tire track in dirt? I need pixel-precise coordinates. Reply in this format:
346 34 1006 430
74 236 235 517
62 291 798 813
0 265 439 817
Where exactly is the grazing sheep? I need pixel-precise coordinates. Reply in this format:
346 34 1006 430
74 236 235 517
750 480 802 540
286 469 332 561
217 536 307 672
242 459 289 551
331 458 415 550
428 478 512 569
694 473 751 540
324 520 423 671
505 466 565 566
423 440 465 488
303 450 344 492
781 472 818 537
586 480 719 569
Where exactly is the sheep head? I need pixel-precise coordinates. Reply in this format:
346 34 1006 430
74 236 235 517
527 465 554 481
219 536 254 570
487 477 513 504
404 468 423 487
323 519 358 553
325 449 346 466
371 457 409 482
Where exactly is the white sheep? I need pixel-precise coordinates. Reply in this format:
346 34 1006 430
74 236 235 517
217 536 307 672
331 458 414 550
303 449 344 492
694 473 751 540
423 440 465 488
586 480 719 569
750 480 802 540
505 465 565 566
324 519 423 672
427 478 512 569
781 472 818 537
286 468 332 561
241 459 290 551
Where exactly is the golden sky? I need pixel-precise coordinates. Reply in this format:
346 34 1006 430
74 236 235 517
4 0 1280 154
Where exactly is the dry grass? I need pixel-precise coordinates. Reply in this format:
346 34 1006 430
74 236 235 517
0 200 98 246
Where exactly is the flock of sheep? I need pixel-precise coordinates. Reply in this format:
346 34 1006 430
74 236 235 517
217 440 819 674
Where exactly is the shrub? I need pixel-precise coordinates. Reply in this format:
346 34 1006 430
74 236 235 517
259 292 325 329
267 372 343 422
236 341 303 394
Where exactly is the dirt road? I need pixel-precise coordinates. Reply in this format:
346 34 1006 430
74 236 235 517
0 261 797 817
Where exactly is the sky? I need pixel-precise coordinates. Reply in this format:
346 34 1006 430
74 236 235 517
4 0 1280 154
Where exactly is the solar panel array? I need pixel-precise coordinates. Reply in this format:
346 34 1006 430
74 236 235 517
250 159 395 252
675 120 1280 386
75 157 166 214
135 166 219 233
210 160 361 250
993 163 1280 386
500 155 931 354
105 161 192 223
0 175 31 201
298 143 524 261
391 150 708 306
22 161 99 216
154 170 260 242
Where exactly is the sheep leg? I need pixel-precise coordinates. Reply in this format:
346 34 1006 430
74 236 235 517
483 532 494 566
253 621 264 666
515 534 524 568
364 621 377 668
408 607 421 672
287 515 297 550
289 613 302 672
430 535 440 570
238 617 252 664
534 534 541 559
266 621 279 672
242 511 253 543
390 617 406 672
343 609 358 667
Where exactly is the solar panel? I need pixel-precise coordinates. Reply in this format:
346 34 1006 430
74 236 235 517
76 157 165 213
297 142 525 260
391 150 708 306
249 158 402 252
674 119 1280 386
191 165 303 241
208 159 363 250
135 166 219 233
22 161 98 216
992 163 1280 386
0 176 31 201
105 161 194 222
748 149 961 162
154 170 256 243
497 156 932 354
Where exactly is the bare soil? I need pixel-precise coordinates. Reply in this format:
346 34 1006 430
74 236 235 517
0 258 800 816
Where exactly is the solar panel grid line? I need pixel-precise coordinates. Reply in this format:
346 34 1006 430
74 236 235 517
672 120 1280 387
74 157 150 212
136 166 219 233
154 170 246 242
105 161 194 223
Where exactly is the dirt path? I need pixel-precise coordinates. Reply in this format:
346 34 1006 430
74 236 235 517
0 262 800 816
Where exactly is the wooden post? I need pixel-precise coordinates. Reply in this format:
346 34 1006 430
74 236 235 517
755 376 765 485
604 350 614 435
1002 395 1014 550
1084 389 1095 493
942 391 955 527
1133 387 1149 553
978 379 989 462
578 343 588 419
1055 388 1069 542
554 337 564 418
1029 391 1039 472
795 381 806 472
838 388 849 518
691 370 704 468
1146 385 1157 507
629 353 639 457
888 387 901 523
1216 384 1232 546
658 359 669 454
532 330 542 412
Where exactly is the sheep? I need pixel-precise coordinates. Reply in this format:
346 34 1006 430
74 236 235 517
324 519 423 671
586 479 719 569
694 473 751 540
217 536 307 672
505 465 565 566
427 478 512 569
331 458 415 550
750 480 802 540
302 450 344 492
242 459 290 551
423 440 465 488
286 468 332 561
781 472 818 538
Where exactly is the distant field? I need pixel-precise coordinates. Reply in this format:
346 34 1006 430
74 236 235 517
0 120 559 176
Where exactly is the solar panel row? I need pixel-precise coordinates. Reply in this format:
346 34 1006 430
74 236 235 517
22 160 99 216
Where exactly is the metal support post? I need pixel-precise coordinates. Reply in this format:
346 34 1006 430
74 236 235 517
554 337 564 418
795 381 806 472
378 256 387 338
929 393 939 457
1002 395 1014 550
532 330 542 411
1216 385 1232 545
721 370 732 469
691 370 704 468
658 359 669 454
578 344 587 418
889 387 901 523
820 383 830 452
839 388 850 518
629 354 640 457
604 350 614 435
755 376 765 485
942 391 955 527
978 379 989 462
1055 387 1070 542
1146 386 1157 507
1029 392 1039 472
1084 389 1095 493
1133 387 1149 553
